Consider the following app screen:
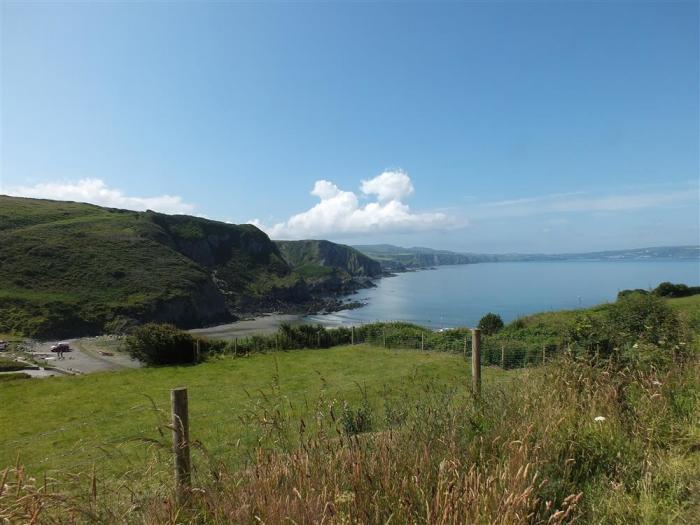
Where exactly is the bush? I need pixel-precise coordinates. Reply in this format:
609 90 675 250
0 357 28 372
478 312 504 335
125 323 197 365
618 282 700 299
607 293 681 349
652 281 700 298
617 288 649 299
341 396 374 436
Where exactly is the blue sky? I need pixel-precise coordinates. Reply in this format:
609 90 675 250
1 1 698 253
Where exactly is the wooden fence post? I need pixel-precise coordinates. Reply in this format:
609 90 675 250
193 340 200 363
171 387 191 501
351 326 355 345
421 332 424 351
471 329 481 397
463 336 467 358
317 331 321 348
383 329 386 348
542 344 546 365
233 338 238 355
501 344 505 369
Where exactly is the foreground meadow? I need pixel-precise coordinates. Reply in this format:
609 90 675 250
0 345 488 478
1 294 698 523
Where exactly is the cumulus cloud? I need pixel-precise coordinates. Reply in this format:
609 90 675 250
360 170 414 202
3 178 195 214
252 170 451 239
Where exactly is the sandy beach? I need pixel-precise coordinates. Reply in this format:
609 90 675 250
188 314 311 340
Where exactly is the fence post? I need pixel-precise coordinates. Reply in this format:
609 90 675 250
501 344 505 369
194 340 200 363
171 387 191 501
233 338 238 355
471 329 481 397
421 332 424 351
542 344 546 365
317 331 321 348
383 328 386 348
351 326 355 345
463 336 467 358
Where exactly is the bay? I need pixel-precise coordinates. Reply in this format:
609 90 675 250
305 260 700 329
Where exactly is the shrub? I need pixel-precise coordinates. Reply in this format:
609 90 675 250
567 312 613 357
0 357 28 372
618 282 700 299
652 281 700 298
617 288 649 299
125 323 197 365
607 293 681 349
341 393 374 436
478 312 504 335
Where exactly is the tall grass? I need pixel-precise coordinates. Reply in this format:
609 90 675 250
3 294 698 523
2 352 697 524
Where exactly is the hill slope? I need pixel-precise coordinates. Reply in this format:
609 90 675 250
276 240 382 292
354 244 483 270
0 196 309 337
355 244 700 271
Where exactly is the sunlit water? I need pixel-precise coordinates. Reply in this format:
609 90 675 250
305 261 700 329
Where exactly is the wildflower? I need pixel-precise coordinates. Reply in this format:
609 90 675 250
335 491 355 504
594 416 606 422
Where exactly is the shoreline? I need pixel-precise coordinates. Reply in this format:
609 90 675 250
189 313 322 340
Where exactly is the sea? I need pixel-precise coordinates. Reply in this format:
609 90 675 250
304 260 700 329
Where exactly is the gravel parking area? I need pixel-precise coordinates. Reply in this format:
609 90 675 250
28 336 141 374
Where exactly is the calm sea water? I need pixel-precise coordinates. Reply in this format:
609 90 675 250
305 261 700 329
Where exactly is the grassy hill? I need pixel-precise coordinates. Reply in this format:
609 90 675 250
276 239 382 288
0 197 308 337
354 243 481 270
355 243 700 271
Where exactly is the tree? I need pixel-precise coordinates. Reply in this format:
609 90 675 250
652 282 700 298
125 323 197 365
478 312 504 335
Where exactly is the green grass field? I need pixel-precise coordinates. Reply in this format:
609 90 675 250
0 345 506 480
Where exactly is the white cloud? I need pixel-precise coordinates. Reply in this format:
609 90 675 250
472 187 698 218
360 170 414 202
251 170 452 239
2 178 195 214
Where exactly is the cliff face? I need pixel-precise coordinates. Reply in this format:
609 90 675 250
276 240 382 279
353 244 478 270
0 197 318 337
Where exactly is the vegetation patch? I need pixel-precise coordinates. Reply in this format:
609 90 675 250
0 357 27 372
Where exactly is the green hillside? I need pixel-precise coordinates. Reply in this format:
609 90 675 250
355 243 700 271
276 239 382 289
354 244 482 270
0 196 307 337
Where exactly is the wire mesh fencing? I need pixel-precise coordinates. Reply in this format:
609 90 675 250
2 319 573 505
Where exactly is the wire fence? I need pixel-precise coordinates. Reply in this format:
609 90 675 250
1 320 570 498
210 320 567 373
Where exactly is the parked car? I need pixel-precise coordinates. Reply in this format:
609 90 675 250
51 342 71 353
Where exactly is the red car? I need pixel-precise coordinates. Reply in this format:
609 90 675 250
51 342 71 353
